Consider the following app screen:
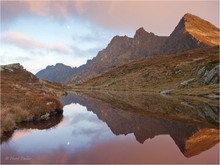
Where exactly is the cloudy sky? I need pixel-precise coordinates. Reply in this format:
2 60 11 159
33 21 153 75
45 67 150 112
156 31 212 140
1 0 219 74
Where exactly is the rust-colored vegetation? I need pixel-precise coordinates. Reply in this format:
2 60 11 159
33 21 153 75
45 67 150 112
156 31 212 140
0 64 64 137
77 46 219 96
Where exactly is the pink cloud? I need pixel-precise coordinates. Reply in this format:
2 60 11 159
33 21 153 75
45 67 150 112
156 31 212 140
1 1 219 36
1 31 71 54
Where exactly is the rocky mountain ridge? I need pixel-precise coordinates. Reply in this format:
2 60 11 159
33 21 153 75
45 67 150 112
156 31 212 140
36 13 220 83
36 61 92 83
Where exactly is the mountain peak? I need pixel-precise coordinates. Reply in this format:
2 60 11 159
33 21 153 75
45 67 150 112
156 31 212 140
184 13 220 46
170 13 219 47
136 27 146 33
183 13 197 20
134 27 155 40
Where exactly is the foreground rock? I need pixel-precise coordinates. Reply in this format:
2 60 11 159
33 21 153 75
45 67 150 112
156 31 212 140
0 63 63 137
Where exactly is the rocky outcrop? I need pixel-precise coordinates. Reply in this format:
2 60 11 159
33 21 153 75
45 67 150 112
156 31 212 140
159 89 172 96
197 66 206 77
199 104 219 124
204 65 219 84
0 63 23 72
180 78 195 87
196 64 220 85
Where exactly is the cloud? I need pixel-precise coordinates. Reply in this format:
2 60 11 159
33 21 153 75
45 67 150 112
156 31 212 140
71 45 103 59
1 1 219 36
1 31 71 54
1 1 79 22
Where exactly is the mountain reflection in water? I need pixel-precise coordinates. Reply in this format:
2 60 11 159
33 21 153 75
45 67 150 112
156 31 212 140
62 91 219 158
1 91 219 164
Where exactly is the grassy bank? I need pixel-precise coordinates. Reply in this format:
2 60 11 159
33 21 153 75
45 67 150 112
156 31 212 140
1 64 65 137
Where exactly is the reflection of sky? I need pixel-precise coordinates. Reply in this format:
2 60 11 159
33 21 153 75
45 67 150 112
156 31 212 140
1 103 116 154
1 103 219 164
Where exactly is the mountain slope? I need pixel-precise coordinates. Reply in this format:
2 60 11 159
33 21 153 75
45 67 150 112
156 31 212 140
77 46 219 96
70 29 168 83
36 63 75 83
184 13 219 46
69 13 219 83
36 60 92 83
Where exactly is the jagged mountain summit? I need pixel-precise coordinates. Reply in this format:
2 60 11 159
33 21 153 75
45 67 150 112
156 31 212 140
161 13 220 54
36 13 219 83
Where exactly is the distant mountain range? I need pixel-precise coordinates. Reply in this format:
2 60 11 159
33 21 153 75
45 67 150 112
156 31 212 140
36 13 220 83
36 63 90 83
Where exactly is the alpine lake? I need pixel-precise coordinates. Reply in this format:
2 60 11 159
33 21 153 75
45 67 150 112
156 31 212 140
1 91 219 164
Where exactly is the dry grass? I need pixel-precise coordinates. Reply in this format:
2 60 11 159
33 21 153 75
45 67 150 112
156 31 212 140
1 68 64 137
76 46 219 96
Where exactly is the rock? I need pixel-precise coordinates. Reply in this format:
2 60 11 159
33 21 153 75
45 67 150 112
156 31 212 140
204 94 220 99
175 70 182 74
197 66 206 77
200 104 219 124
0 63 23 72
204 65 219 84
40 113 50 120
210 76 219 84
46 101 54 105
175 108 181 112
180 78 195 86
160 89 172 96
181 101 194 108
33 115 41 122
50 110 57 116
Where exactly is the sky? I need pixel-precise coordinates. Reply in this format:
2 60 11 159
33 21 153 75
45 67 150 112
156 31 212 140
1 0 219 74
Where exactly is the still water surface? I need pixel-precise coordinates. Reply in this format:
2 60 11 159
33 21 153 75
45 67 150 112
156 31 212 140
1 92 219 164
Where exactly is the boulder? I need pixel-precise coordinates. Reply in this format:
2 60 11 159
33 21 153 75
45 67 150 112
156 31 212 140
204 65 219 84
160 89 172 96
197 66 206 77
40 113 50 120
200 104 219 124
180 78 195 87
204 94 220 99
